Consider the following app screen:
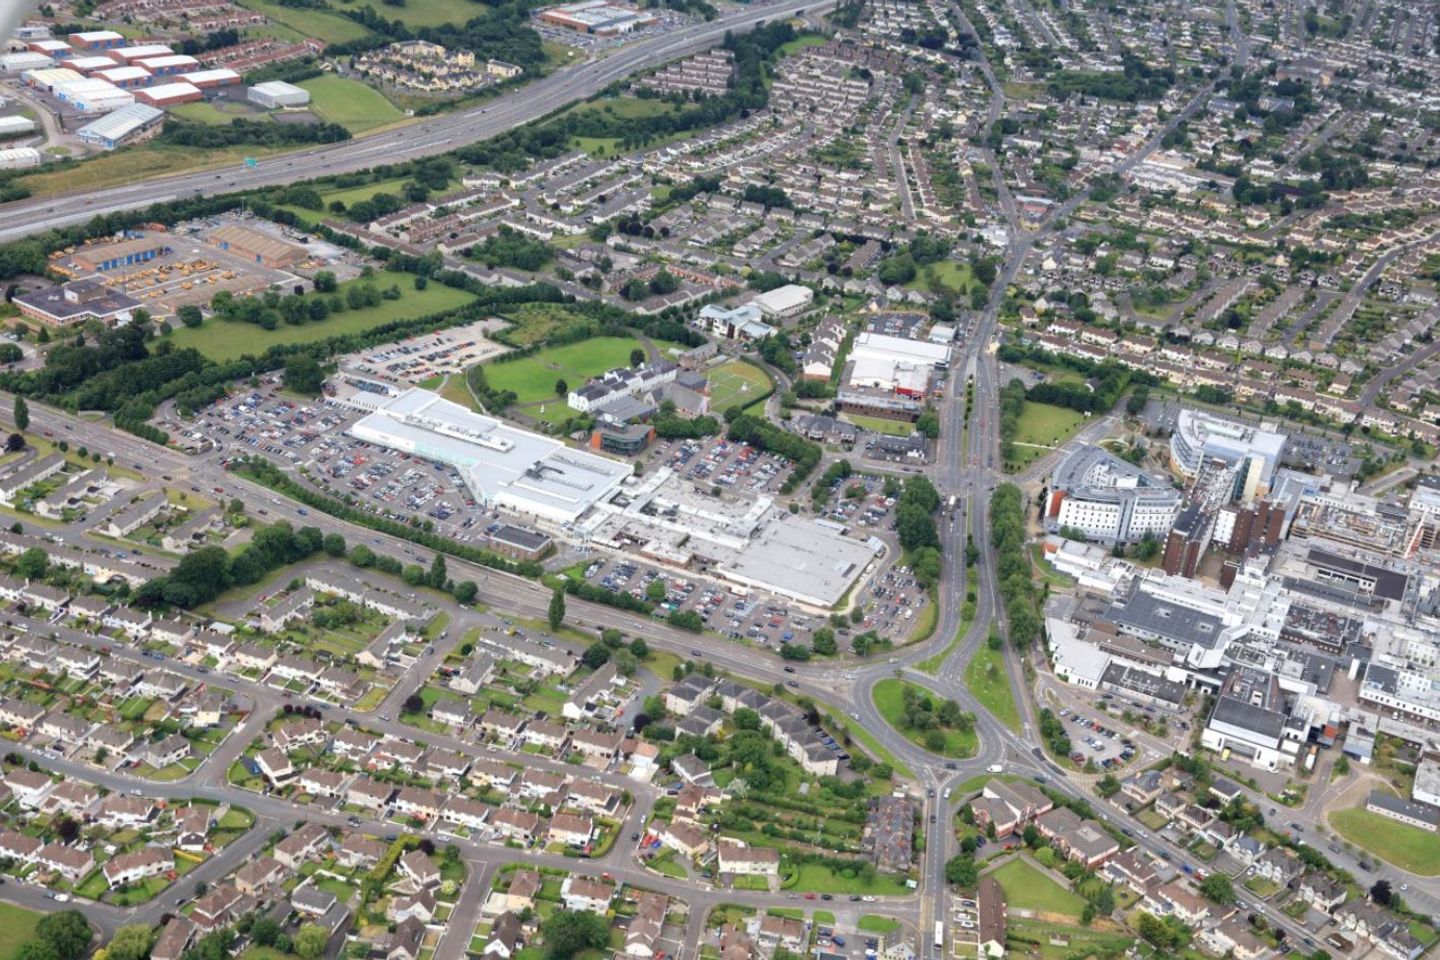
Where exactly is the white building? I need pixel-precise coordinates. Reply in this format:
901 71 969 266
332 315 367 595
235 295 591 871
1044 445 1181 545
1169 408 1286 501
751 284 813 320
247 80 310 108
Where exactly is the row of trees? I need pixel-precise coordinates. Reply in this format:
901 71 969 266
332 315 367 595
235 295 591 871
990 483 1041 647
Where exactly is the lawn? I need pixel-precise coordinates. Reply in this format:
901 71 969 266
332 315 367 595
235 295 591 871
237 0 374 42
906 259 975 295
300 76 405 133
345 0 491 27
965 642 1021 733
845 413 915 437
783 862 913 896
483 336 642 404
777 34 828 56
1006 401 1087 470
1329 806 1440 875
857 915 901 934
168 270 475 361
171 100 260 125
707 359 773 414
871 678 977 759
990 858 1086 919
0 902 41 960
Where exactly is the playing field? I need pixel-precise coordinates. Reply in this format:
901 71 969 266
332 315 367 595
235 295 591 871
300 76 404 133
707 359 772 413
1329 806 1440 875
347 0 493 27
483 337 642 405
990 858 1087 918
168 271 475 362
1006 401 1087 470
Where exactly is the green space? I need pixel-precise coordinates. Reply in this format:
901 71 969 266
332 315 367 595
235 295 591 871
1006 402 1087 470
0 902 42 960
871 678 977 759
300 76 405 133
782 862 913 896
964 642 1021 733
18 143 292 199
1244 875 1283 898
170 100 259 125
168 270 475 362
553 96 702 154
347 0 492 27
1329 806 1440 875
1007 918 1129 960
484 336 642 404
707 359 773 414
237 0 373 42
857 915 901 934
906 260 975 294
844 413 915 437
777 34 828 56
990 858 1086 918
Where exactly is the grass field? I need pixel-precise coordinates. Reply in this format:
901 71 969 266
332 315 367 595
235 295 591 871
1006 401 1087 470
965 642 1022 733
783 862 913 895
169 270 474 361
707 359 772 414
555 96 701 154
1329 807 1440 875
238 0 374 42
872 678 977 759
345 0 491 27
990 858 1086 918
17 143 290 198
846 413 915 437
171 100 260 125
300 75 405 132
484 337 641 404
0 902 42 960
906 260 975 294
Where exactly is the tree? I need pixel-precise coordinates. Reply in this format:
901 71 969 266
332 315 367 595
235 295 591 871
293 925 328 960
282 355 325 395
323 533 346 556
5 433 22 453
454 580 479 605
428 553 448 590
1199 873 1235 903
16 546 47 580
13 395 27 432
106 926 156 960
177 305 203 329
1370 879 1393 906
248 918 281 949
36 911 93 960
555 378 568 396
630 347 645 367
541 910 609 960
943 854 978 887
403 692 425 715
646 580 667 603
629 638 648 658
15 942 58 960
548 585 566 631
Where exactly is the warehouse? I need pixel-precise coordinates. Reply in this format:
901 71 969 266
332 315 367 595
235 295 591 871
2 52 54 73
0 147 42 170
751 283 814 320
69 30 125 49
70 235 173 273
76 104 165 150
107 44 174 65
135 55 201 76
93 66 153 89
716 518 882 610
537 1 658 34
208 224 307 268
348 388 632 526
180 69 241 89
26 39 71 58
53 78 135 113
135 82 202 107
0 116 37 139
22 67 83 92
844 331 951 398
247 80 310 109
62 55 122 73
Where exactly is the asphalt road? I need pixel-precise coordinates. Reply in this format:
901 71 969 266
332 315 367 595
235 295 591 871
0 0 835 244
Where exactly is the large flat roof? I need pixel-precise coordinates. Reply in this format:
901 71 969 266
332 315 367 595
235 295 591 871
350 388 630 525
718 518 879 608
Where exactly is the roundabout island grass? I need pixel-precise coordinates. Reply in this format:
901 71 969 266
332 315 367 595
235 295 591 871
871 678 978 759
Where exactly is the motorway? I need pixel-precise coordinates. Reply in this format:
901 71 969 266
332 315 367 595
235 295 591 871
0 0 835 245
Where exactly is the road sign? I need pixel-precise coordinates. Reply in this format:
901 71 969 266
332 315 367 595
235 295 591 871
244 157 258 168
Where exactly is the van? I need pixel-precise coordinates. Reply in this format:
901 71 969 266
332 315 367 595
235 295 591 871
942 788 951 799
987 764 1003 773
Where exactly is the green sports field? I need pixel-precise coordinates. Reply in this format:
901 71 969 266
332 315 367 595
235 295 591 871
1330 806 1440 875
483 337 643 404
707 359 772 413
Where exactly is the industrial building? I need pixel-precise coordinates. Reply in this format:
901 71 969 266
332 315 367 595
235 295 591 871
135 54 200 76
208 224 307 268
751 283 814 320
135 82 203 107
1169 408 1286 501
537 1 659 35
0 116 36 139
107 44 174 65
247 80 311 109
348 388 632 526
845 330 950 398
52 77 135 113
12 279 142 327
0 147 41 170
69 235 173 273
69 31 125 50
92 66 153 89
180 69 242 90
76 103 165 150
1044 444 1182 545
